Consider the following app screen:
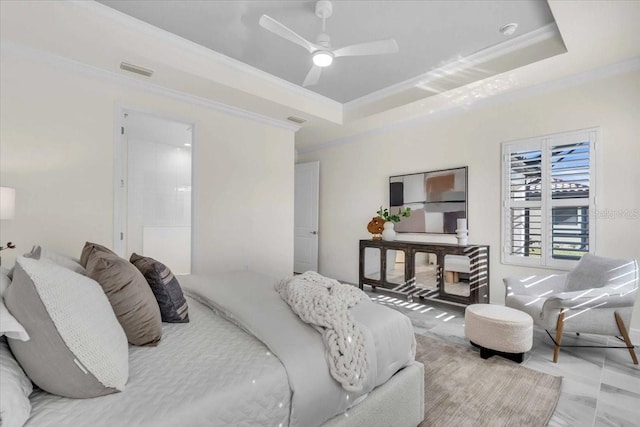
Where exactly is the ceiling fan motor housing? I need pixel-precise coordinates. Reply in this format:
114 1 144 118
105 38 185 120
316 32 331 48
315 1 333 19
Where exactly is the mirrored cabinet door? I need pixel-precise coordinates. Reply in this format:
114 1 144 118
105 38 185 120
412 251 439 291
442 254 471 297
386 249 409 286
363 247 382 281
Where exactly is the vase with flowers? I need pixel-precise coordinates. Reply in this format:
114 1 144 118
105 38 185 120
376 206 411 242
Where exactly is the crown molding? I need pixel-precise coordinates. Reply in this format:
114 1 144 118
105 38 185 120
1 40 301 132
67 0 342 112
298 56 640 154
343 23 562 112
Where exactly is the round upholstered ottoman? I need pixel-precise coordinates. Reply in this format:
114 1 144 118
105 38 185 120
465 304 533 363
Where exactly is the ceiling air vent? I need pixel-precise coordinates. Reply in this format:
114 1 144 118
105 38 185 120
287 116 307 124
120 62 154 77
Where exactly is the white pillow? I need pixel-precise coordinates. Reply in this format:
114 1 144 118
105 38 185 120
1 302 29 342
23 245 86 275
5 257 129 398
1 268 11 295
0 271 29 342
0 337 33 427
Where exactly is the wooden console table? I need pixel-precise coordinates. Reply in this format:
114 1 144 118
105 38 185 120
359 239 489 306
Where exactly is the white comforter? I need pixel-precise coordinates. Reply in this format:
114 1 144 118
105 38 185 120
27 295 291 427
181 271 416 427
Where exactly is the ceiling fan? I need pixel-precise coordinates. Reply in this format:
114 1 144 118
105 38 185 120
259 0 399 87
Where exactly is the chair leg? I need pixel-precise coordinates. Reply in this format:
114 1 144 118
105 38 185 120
553 311 566 363
614 311 639 365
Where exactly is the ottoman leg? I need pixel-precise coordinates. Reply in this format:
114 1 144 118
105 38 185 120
509 352 525 364
479 346 525 363
480 347 491 360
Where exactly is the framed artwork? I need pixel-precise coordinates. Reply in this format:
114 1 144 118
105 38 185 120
390 166 468 234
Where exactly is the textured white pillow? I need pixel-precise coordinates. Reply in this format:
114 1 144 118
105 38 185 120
0 337 33 427
5 257 129 398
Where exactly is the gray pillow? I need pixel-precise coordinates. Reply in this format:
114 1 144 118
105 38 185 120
80 242 116 268
4 257 128 399
130 253 189 323
86 250 162 346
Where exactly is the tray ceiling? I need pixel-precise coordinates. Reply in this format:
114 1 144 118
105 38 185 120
97 0 560 104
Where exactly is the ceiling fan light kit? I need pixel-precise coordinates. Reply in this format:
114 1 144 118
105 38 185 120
312 51 333 67
259 0 399 87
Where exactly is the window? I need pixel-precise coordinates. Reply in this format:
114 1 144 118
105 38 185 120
501 128 598 268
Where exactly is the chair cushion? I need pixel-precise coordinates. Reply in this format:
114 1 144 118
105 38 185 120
565 254 636 292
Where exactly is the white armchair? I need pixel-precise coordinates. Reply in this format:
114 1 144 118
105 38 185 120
504 254 638 364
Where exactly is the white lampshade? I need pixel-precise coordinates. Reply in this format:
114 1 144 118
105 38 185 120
0 187 16 220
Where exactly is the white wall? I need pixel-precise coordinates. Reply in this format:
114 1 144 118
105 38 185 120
299 70 640 329
0 51 294 279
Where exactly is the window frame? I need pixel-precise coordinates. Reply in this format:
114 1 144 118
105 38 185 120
501 128 598 270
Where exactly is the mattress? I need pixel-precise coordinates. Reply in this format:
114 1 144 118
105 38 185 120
26 295 291 427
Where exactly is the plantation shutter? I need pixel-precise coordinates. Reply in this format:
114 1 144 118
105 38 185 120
503 138 544 266
549 136 592 261
502 128 597 268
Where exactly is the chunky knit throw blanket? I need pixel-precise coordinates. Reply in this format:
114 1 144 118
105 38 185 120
276 271 368 392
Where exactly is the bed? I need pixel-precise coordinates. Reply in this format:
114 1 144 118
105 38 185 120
4 266 424 427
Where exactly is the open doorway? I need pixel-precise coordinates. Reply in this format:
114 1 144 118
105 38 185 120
115 109 193 274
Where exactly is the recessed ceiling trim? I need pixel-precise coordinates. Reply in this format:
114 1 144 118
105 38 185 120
68 0 342 110
343 22 562 112
1 40 301 133
299 56 640 154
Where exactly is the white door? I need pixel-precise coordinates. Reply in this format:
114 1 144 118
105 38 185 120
294 161 319 273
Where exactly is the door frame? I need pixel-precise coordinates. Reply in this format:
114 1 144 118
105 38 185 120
113 104 198 271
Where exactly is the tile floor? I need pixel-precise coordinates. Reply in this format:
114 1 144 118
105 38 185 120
365 288 640 427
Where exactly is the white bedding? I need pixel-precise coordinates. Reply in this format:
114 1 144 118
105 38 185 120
181 271 416 427
26 295 291 427
25 272 416 427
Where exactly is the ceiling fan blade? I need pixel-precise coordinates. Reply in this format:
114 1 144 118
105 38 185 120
332 39 399 58
303 66 322 87
259 15 319 53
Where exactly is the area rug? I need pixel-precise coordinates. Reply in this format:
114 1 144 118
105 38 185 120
415 334 562 427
